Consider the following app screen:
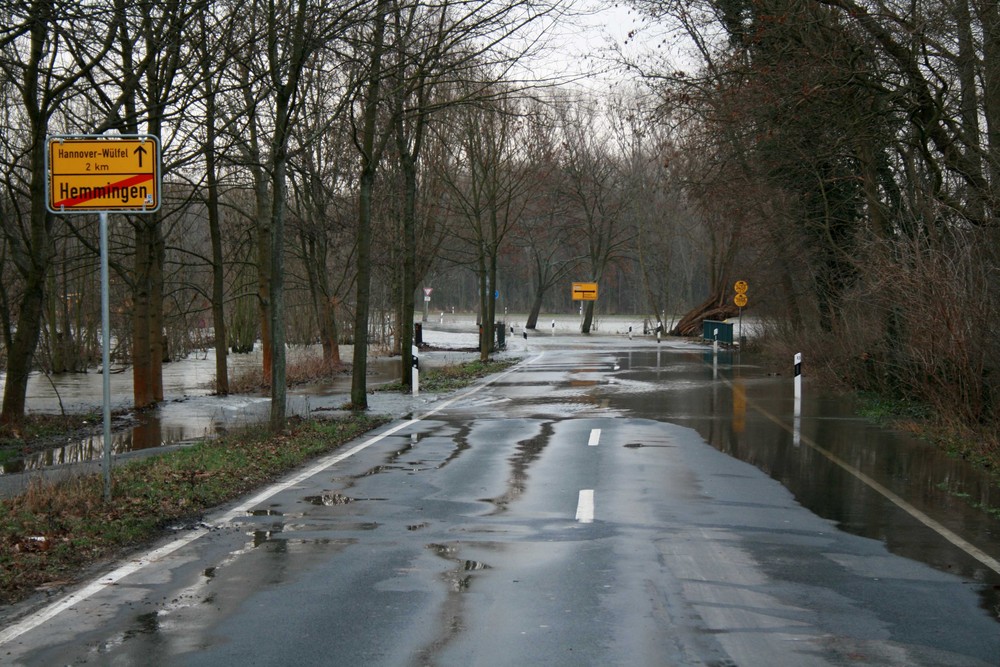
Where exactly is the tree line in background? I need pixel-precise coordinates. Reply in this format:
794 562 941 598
625 0 999 442
0 0 714 431
3 0 995 450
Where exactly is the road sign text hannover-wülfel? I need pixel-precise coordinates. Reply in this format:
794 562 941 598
47 135 160 214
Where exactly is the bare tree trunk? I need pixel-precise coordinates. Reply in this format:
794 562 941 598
203 48 229 395
255 171 273 384
399 149 417 385
351 0 389 409
478 249 489 361
670 291 736 337
132 222 155 408
526 291 543 329
581 299 595 334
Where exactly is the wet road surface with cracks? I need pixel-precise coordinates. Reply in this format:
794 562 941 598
2 335 999 666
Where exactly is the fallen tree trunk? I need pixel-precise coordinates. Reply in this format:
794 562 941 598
670 292 739 337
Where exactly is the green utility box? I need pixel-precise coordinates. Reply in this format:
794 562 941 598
702 320 733 345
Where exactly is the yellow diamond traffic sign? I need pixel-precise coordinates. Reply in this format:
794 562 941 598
47 135 160 213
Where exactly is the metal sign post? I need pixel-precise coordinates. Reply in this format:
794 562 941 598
99 212 112 500
46 134 161 501
734 281 748 348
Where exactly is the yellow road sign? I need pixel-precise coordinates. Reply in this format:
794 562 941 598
734 293 748 308
47 135 160 213
734 280 748 294
571 282 598 301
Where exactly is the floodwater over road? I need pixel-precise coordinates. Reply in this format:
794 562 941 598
596 345 1000 619
3 333 999 665
2 330 998 616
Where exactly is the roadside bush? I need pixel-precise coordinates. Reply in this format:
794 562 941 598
757 226 999 466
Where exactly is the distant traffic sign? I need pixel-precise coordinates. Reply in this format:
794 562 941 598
734 280 748 294
571 282 598 301
47 135 160 213
734 293 748 308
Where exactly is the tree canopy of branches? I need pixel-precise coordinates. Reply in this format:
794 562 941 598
625 0 1000 429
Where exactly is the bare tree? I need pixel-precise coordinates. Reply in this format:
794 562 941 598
0 1 120 424
556 97 635 333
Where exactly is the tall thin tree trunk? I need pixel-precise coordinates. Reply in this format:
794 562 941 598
133 222 155 408
351 0 388 409
204 61 229 395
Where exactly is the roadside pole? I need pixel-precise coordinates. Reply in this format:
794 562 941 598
794 353 802 404
100 212 112 501
46 134 161 502
794 352 803 446
411 344 419 396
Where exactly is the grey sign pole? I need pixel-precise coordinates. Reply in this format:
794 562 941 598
100 212 112 501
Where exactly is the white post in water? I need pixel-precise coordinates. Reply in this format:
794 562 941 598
411 344 419 396
100 212 112 501
794 353 802 404
793 352 802 446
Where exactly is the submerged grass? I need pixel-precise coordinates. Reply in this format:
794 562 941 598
0 412 104 451
0 413 388 606
855 391 1000 473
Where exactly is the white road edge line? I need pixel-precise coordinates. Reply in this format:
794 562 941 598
576 489 595 523
588 428 601 447
0 352 545 647
723 375 1000 577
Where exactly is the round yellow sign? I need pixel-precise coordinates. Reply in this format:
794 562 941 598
734 293 748 308
734 280 748 294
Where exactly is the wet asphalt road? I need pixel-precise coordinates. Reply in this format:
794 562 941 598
2 336 999 666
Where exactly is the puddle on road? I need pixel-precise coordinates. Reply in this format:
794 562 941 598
604 348 1000 617
483 420 554 514
417 541 504 664
248 508 283 517
301 491 388 506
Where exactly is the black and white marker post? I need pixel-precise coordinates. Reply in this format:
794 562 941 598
794 352 802 403
793 352 803 446
411 344 419 396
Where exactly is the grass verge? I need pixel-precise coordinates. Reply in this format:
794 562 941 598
378 358 518 394
0 413 388 607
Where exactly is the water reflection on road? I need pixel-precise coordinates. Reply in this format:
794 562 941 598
605 346 1000 619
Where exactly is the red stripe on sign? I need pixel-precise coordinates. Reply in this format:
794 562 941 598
52 173 155 209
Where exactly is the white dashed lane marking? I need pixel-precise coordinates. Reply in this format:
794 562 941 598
576 489 595 523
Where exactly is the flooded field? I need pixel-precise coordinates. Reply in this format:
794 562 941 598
0 326 483 477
